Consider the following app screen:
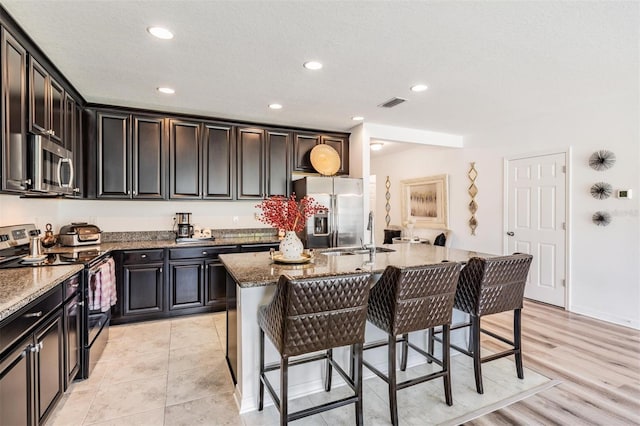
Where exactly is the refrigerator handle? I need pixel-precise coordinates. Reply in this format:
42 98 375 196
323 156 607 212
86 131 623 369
331 194 337 247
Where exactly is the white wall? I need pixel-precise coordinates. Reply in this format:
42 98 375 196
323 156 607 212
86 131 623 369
370 96 640 329
0 194 267 232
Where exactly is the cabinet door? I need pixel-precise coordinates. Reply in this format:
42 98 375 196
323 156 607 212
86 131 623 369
203 123 233 199
28 57 48 136
49 78 64 145
64 292 81 387
293 133 320 172
97 112 131 198
265 130 290 197
1 29 29 192
0 337 32 426
321 135 349 175
73 103 83 197
35 311 64 424
169 119 201 199
205 260 226 310
236 127 264 199
133 116 166 199
169 261 205 310
64 95 76 153
123 264 164 315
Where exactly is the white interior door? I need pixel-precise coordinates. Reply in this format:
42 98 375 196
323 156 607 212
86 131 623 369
506 153 566 307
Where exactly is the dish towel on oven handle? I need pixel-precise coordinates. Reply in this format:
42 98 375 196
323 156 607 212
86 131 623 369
88 257 118 312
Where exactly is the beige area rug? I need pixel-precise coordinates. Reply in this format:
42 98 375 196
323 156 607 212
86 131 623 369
248 353 561 426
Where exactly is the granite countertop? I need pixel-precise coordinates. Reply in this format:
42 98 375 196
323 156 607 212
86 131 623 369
1 233 280 323
0 264 84 321
220 244 492 288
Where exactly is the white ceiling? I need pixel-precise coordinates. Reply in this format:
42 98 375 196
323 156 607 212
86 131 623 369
2 1 637 136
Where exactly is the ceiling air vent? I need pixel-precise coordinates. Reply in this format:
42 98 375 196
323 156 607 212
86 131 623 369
378 97 407 108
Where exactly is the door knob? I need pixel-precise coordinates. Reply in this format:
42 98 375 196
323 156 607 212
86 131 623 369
506 231 515 236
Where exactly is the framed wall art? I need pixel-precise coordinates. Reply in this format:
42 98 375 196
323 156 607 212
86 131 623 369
400 174 449 229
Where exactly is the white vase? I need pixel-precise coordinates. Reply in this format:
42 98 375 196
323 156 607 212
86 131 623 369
279 231 304 259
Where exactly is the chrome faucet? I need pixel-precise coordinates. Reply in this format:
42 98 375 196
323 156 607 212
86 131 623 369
366 211 375 253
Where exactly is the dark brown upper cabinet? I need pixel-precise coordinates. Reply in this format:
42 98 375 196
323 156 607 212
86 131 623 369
169 119 201 199
265 129 291 197
133 115 166 199
95 111 166 199
293 132 349 175
203 122 234 199
1 28 29 192
169 119 234 200
29 57 65 145
236 127 265 199
236 127 291 200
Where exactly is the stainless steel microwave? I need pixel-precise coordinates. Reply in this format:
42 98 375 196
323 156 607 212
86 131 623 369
30 135 75 195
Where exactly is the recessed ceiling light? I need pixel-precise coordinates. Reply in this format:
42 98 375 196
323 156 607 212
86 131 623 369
269 103 283 110
370 142 384 151
410 84 428 92
303 61 323 70
352 116 364 121
147 26 174 40
157 87 175 94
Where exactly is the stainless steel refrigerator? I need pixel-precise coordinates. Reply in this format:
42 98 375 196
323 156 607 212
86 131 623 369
293 176 363 248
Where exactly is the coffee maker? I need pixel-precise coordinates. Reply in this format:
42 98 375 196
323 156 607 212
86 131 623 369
175 212 194 238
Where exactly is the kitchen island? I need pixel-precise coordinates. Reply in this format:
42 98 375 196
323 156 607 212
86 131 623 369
220 243 491 413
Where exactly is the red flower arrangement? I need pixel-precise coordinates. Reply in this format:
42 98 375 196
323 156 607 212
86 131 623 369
256 194 324 233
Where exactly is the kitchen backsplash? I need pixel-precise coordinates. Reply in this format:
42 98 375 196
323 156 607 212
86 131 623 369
0 194 270 234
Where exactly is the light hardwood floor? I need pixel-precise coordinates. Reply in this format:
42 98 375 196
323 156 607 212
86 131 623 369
467 299 640 425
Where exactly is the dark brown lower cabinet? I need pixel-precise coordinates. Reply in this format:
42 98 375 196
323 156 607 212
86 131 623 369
63 290 81 388
205 259 227 310
35 312 64 424
0 308 64 426
122 263 164 316
169 261 205 310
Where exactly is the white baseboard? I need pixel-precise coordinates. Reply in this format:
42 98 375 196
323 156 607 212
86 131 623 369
570 304 639 330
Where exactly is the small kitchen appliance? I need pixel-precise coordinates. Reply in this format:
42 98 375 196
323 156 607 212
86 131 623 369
58 222 102 246
175 212 194 238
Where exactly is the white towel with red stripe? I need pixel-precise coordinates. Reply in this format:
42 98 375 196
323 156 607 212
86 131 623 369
89 257 117 312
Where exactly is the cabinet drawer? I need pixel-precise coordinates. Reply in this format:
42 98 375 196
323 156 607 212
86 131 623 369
0 285 63 355
169 245 238 260
122 249 164 264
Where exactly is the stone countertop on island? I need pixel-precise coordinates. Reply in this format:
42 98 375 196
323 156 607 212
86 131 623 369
220 244 492 288
0 264 84 321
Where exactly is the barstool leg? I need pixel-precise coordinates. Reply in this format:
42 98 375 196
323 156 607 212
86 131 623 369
442 324 453 406
259 328 265 411
353 343 364 426
280 356 289 426
350 344 356 380
427 327 434 364
400 333 409 371
514 309 524 379
471 316 483 394
388 334 399 426
325 348 333 391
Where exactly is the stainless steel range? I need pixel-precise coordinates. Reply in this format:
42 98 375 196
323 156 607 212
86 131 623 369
0 223 112 379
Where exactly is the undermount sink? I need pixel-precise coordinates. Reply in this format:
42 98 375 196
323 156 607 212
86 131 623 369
322 247 396 256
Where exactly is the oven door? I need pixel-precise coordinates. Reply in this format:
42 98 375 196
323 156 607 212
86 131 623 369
31 135 74 195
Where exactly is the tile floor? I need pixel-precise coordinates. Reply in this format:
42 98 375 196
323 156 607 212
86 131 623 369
48 313 551 426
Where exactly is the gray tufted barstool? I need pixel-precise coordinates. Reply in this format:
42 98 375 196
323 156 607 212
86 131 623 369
363 262 461 426
433 253 533 394
258 273 371 426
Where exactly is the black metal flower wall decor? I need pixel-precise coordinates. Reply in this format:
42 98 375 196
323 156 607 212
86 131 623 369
590 182 613 200
592 211 612 226
588 150 616 171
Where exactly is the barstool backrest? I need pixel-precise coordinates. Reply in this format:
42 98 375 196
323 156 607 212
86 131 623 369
367 262 461 336
262 273 371 357
454 253 533 316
